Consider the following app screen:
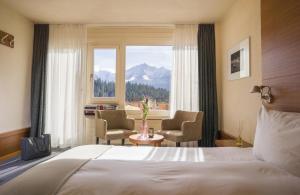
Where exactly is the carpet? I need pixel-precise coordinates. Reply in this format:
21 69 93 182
0 149 67 185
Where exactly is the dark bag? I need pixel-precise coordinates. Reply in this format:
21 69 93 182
21 134 51 161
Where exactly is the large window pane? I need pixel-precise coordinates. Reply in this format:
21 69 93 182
93 48 116 97
125 46 172 110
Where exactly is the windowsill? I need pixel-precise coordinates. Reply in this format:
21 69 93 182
84 103 170 120
89 97 118 104
129 115 170 120
126 109 170 120
85 114 169 120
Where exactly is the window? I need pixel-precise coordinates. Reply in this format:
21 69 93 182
125 46 172 111
87 27 174 116
93 48 117 98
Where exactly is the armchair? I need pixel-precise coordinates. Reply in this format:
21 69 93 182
158 110 204 147
95 110 135 145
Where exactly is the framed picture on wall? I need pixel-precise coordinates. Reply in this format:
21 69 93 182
228 37 250 80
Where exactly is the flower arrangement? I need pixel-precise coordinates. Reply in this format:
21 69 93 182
141 97 149 120
139 97 150 139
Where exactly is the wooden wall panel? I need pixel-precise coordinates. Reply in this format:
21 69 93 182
261 0 300 112
0 128 29 161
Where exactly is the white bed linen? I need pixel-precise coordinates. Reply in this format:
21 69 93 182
53 145 300 195
98 145 256 162
58 159 300 195
253 106 300 177
2 145 299 195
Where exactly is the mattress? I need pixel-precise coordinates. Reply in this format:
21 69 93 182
1 145 299 195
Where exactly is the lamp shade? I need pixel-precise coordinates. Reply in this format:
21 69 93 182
250 85 261 93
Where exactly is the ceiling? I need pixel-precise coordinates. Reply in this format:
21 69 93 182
1 0 237 24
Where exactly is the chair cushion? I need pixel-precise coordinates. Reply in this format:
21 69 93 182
98 110 127 129
157 130 183 142
106 129 135 140
172 111 199 129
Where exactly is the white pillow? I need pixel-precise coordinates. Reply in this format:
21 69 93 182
253 106 300 177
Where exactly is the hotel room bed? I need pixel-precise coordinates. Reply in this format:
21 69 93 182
1 145 300 195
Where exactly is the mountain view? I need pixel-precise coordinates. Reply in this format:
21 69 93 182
94 63 171 109
125 63 171 90
94 63 171 90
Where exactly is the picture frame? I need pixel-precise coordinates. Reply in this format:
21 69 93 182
228 37 250 80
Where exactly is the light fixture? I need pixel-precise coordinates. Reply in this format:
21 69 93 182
250 85 273 103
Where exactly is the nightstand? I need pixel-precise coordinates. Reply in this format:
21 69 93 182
215 139 252 148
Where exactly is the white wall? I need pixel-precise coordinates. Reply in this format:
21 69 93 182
0 2 33 132
216 0 262 143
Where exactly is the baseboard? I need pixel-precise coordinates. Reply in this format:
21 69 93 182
218 130 252 146
0 151 21 162
0 128 30 160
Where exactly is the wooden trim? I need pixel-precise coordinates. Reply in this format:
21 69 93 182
215 139 252 148
261 0 300 112
218 130 253 147
0 151 21 162
0 128 30 160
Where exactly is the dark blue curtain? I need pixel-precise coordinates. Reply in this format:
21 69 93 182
30 24 49 137
198 24 218 147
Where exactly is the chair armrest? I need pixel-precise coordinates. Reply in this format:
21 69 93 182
161 119 177 130
181 121 202 140
126 118 135 130
95 118 107 139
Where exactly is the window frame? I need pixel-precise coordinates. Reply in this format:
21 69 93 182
124 44 173 115
87 26 174 118
88 44 121 104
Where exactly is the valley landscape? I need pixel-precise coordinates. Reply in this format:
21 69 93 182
94 63 171 110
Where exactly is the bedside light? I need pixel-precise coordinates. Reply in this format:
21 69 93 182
250 85 273 103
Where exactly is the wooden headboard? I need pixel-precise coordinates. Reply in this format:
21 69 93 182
261 0 300 112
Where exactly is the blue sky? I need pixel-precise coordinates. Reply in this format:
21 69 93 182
94 48 117 73
94 46 172 73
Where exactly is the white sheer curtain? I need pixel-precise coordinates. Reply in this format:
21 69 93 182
45 25 87 148
170 24 199 116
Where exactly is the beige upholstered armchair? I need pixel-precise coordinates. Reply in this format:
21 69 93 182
95 110 135 145
158 110 204 147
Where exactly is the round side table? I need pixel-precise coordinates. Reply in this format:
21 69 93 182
129 134 164 147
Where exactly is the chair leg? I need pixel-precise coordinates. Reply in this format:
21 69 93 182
96 137 99 144
198 140 201 147
176 142 180 147
107 140 111 145
121 139 125 145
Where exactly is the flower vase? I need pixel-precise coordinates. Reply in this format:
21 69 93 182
140 119 148 139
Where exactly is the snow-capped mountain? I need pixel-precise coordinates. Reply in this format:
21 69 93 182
94 63 171 90
126 63 171 90
94 70 115 82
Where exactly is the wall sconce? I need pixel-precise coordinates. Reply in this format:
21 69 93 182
250 85 273 103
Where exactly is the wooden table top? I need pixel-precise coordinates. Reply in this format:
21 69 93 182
129 134 164 145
